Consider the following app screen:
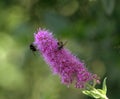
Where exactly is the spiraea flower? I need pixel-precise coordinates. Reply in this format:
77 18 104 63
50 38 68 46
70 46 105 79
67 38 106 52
33 28 99 88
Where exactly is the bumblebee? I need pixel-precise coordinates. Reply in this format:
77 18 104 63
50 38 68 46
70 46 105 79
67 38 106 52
29 43 37 52
57 40 67 50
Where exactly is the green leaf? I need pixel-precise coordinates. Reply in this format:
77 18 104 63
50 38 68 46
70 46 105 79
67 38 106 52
102 77 107 94
97 89 105 94
82 90 101 98
82 90 93 97
90 90 101 98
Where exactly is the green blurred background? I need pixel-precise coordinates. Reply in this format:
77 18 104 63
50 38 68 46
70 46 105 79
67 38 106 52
0 0 120 99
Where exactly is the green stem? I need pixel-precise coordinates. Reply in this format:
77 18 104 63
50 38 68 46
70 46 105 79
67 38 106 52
83 84 109 99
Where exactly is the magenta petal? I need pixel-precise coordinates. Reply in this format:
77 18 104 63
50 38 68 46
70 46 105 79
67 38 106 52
33 28 99 88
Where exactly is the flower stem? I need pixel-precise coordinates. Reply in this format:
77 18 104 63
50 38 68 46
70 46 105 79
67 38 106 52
82 78 109 99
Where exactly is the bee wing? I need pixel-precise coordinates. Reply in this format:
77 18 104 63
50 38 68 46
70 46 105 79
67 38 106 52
63 40 68 46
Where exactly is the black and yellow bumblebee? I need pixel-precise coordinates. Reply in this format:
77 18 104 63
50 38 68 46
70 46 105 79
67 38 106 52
29 43 37 52
57 40 67 50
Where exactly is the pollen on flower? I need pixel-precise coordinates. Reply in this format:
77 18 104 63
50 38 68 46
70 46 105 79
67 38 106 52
33 28 100 88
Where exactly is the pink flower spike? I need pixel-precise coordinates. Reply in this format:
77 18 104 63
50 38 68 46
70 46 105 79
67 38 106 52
33 28 99 88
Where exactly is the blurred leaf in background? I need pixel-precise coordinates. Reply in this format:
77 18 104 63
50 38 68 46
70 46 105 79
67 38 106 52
0 0 120 99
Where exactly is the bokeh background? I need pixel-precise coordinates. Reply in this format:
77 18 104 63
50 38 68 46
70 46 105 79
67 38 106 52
0 0 120 99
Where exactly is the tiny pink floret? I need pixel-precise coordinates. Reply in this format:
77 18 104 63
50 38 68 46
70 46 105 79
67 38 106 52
33 28 98 88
